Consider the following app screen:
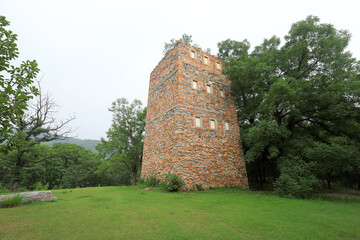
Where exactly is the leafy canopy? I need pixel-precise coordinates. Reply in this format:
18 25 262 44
0 16 40 151
96 98 146 185
219 16 360 194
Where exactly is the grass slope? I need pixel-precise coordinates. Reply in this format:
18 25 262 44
0 186 359 240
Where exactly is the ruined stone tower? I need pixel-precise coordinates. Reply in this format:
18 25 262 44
141 40 248 189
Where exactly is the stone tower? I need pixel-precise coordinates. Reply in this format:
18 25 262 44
141 40 248 189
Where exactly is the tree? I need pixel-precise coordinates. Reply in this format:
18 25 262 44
96 98 146 185
9 81 75 191
219 16 360 194
53 143 102 189
163 33 210 55
305 137 360 189
0 16 40 151
0 144 55 191
0 142 104 190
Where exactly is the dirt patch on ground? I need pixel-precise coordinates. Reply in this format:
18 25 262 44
77 196 93 199
317 189 360 198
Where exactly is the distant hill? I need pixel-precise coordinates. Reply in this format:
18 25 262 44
42 138 101 153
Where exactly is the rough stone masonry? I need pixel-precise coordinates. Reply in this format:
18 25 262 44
141 40 249 190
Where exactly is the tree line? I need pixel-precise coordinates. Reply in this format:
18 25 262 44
0 98 145 192
0 98 146 192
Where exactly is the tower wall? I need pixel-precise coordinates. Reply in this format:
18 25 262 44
142 41 248 189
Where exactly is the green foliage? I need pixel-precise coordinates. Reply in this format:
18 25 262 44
161 172 184 192
274 158 320 198
58 144 102 189
96 98 146 186
0 16 40 152
32 182 49 191
0 184 11 194
0 143 105 191
194 184 204 191
219 15 360 193
217 38 250 60
1 77 75 192
0 144 56 191
144 175 160 187
0 195 23 208
305 137 360 189
95 156 132 186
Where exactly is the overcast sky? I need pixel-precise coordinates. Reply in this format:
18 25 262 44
1 0 360 140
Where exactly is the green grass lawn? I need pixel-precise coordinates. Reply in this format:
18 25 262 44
0 186 359 240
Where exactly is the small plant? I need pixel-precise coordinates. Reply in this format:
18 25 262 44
161 172 184 192
32 182 49 191
0 195 23 208
145 175 160 187
195 184 204 191
0 184 11 195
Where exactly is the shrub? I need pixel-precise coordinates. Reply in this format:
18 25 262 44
161 172 184 192
0 195 23 208
274 157 320 199
0 184 11 195
32 182 49 191
195 184 204 191
145 175 160 187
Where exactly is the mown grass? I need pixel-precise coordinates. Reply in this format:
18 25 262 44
0 186 359 240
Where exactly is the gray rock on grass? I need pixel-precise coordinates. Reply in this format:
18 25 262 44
0 191 57 204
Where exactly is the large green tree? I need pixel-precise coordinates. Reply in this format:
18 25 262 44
9 84 74 191
0 16 39 151
96 98 146 185
218 16 360 193
53 143 103 189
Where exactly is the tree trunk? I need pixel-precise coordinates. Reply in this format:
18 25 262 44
326 174 331 189
12 180 19 192
258 170 264 190
327 179 331 189
12 152 22 192
132 168 137 185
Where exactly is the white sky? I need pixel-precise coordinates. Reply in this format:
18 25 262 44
1 0 360 140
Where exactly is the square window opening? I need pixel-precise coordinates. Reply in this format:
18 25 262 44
190 50 196 58
220 89 224 97
216 62 221 69
206 84 212 94
195 117 202 128
192 80 198 90
204 56 209 65
210 119 216 130
225 122 230 131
